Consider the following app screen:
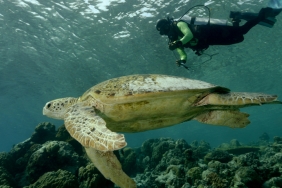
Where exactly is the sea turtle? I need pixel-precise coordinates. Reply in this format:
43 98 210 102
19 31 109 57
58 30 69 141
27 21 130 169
42 74 281 188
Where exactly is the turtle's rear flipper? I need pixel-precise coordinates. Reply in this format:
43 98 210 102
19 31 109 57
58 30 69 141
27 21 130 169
85 148 137 188
194 110 250 128
196 92 281 106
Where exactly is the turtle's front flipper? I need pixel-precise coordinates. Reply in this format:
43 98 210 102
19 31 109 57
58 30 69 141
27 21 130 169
194 110 250 128
196 92 281 106
64 103 127 151
85 147 137 188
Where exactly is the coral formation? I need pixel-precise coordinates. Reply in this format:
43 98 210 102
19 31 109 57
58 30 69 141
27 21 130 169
0 123 282 188
27 169 79 188
0 123 112 187
25 141 82 184
78 163 113 187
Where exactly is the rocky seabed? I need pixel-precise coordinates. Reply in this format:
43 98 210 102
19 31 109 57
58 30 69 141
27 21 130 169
1 122 282 188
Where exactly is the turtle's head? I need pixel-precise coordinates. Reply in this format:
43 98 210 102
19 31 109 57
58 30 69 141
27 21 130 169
43 97 78 120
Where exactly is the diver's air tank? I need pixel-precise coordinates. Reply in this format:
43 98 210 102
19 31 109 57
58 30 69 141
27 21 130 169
177 15 233 26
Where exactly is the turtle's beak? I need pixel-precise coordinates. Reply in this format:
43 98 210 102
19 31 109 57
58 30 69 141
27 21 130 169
42 103 50 116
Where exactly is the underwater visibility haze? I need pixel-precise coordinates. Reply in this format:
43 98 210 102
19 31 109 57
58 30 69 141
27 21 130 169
0 0 282 153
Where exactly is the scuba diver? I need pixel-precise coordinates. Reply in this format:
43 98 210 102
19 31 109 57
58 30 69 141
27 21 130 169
156 3 282 67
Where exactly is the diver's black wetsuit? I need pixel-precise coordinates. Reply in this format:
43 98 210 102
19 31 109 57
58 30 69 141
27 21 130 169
203 17 261 45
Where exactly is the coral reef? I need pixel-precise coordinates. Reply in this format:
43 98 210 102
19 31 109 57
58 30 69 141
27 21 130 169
133 135 282 188
0 122 282 188
0 122 113 188
26 169 79 188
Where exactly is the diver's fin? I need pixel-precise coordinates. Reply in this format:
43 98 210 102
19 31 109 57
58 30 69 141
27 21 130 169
258 7 281 27
260 17 277 28
267 8 282 17
229 9 279 28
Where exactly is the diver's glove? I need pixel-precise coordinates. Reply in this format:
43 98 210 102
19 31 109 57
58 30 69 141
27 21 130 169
176 59 186 67
169 41 183 51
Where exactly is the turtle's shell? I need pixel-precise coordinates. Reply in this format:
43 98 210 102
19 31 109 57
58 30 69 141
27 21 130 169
79 74 229 132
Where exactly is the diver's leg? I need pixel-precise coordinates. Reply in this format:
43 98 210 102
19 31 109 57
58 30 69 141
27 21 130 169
239 7 275 34
230 11 258 21
206 25 244 45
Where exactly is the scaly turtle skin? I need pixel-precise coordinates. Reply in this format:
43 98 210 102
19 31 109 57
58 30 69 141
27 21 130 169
42 74 281 188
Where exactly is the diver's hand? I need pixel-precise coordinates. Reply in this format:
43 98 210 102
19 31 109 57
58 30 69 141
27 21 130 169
176 60 186 67
169 41 182 51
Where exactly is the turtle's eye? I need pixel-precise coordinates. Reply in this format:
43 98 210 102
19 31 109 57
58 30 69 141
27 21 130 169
47 103 51 108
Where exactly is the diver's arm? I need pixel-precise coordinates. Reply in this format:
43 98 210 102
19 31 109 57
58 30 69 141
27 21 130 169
175 22 193 62
177 21 194 44
176 47 187 62
168 21 191 62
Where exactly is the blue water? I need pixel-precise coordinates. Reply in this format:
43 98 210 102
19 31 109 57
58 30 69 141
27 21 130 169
1 0 282 152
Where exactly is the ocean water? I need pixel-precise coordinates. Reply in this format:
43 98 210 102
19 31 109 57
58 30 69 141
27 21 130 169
0 0 281 152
